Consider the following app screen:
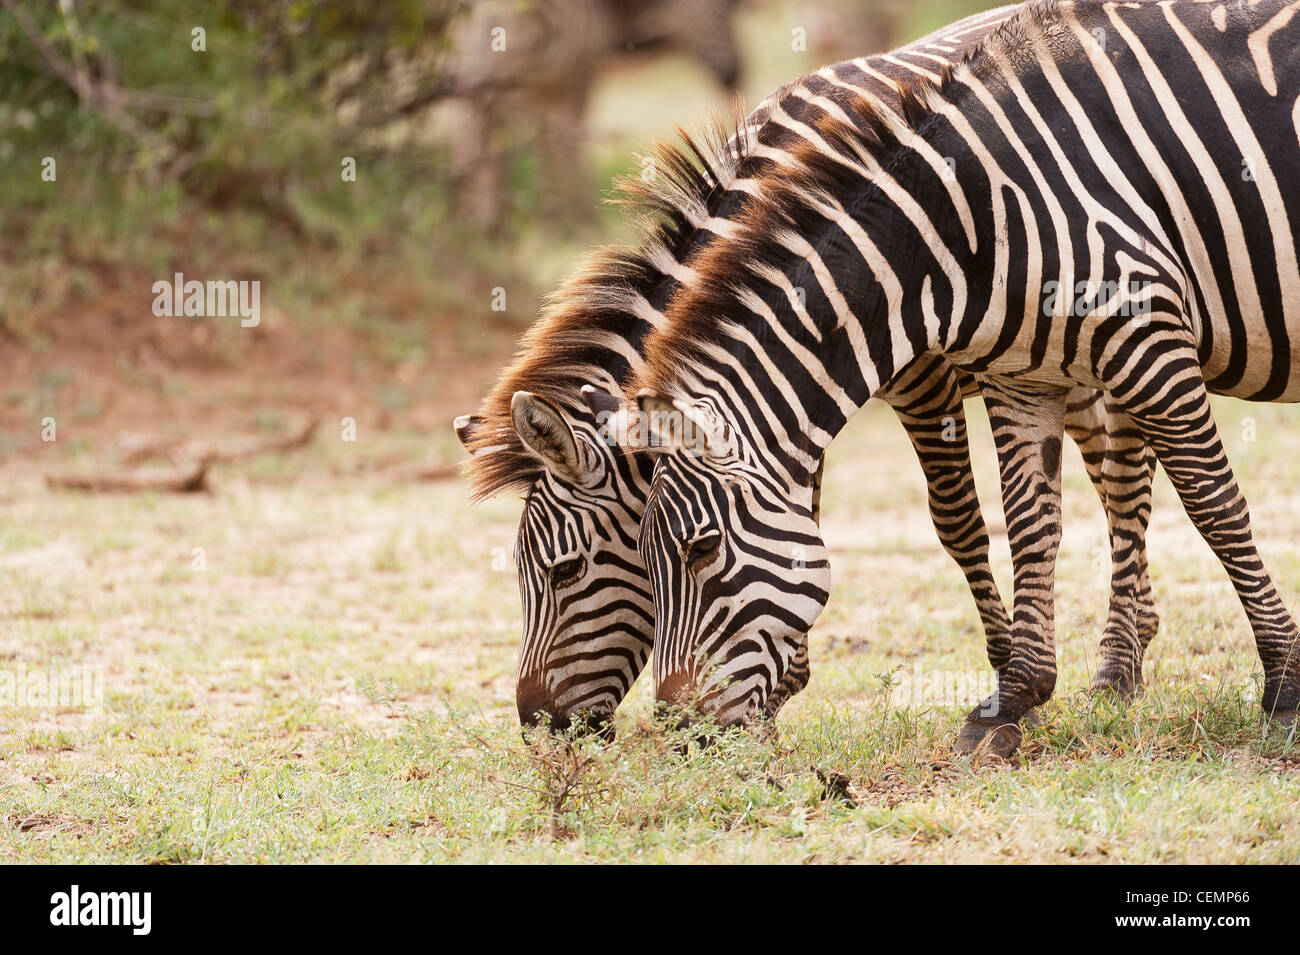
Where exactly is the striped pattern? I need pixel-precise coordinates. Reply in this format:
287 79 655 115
634 0 1300 751
462 2 1152 733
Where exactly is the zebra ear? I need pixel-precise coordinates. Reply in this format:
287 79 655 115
510 391 585 482
580 384 622 419
453 413 485 452
635 390 729 459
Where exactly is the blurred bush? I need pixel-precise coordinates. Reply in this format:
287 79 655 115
0 0 470 257
0 0 995 348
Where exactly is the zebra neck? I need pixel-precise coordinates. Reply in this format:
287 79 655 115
671 189 956 490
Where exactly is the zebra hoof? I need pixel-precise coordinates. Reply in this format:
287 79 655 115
954 719 1023 758
1089 667 1141 700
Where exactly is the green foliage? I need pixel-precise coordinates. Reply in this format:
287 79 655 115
0 0 469 261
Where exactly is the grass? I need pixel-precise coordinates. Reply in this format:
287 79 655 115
2 395 1300 863
2 0 1294 863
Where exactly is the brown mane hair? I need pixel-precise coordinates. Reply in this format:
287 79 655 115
465 0 1057 497
463 109 753 501
632 0 1057 400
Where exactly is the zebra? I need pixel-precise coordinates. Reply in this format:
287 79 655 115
629 0 1300 753
457 3 1158 734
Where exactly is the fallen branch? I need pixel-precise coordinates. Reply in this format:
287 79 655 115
46 461 211 494
53 418 321 494
205 416 321 463
119 417 320 466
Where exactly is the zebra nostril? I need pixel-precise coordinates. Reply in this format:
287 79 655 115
654 671 700 734
516 676 569 731
656 670 695 706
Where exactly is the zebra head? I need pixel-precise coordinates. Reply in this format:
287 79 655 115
455 386 654 736
633 391 831 727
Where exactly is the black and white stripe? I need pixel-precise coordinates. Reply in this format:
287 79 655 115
634 0 1300 750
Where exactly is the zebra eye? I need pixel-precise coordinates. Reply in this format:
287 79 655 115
550 556 586 588
686 534 722 570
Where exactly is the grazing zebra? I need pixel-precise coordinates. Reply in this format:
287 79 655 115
457 4 1157 733
630 0 1300 752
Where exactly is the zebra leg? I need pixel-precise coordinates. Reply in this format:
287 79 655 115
884 359 1013 670
1063 390 1110 503
1090 401 1160 698
1126 403 1162 658
1117 359 1300 725
955 381 1070 757
1063 391 1161 697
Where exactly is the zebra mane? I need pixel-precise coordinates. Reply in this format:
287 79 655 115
463 107 753 501
634 0 1062 402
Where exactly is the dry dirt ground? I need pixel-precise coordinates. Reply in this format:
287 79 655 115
0 244 520 465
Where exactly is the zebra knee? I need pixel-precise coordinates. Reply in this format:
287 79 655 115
986 633 1012 671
